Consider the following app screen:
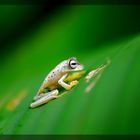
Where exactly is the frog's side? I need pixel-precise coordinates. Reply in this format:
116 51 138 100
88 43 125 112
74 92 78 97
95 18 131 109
39 60 75 92
30 57 84 108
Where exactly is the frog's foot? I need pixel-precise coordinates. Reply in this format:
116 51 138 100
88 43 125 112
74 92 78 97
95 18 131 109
30 89 59 108
70 80 79 87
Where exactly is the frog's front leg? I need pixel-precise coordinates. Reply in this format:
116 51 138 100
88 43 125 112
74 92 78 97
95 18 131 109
58 74 78 90
30 89 59 108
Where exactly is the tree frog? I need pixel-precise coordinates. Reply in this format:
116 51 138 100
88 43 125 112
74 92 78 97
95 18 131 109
30 57 110 108
30 57 84 108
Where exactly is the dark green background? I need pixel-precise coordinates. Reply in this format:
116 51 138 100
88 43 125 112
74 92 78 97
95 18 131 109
0 5 140 134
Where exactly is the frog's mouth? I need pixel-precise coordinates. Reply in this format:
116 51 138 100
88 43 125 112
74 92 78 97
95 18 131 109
74 64 84 71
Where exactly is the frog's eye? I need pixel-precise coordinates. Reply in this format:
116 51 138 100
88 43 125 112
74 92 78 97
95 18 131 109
69 59 77 69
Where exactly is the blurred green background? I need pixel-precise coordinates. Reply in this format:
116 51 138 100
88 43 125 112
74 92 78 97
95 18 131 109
0 5 140 134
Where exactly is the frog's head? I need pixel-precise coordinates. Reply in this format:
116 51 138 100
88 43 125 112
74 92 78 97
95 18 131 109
67 57 84 72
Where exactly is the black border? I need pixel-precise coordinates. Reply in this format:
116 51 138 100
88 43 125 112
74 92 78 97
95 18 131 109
0 0 140 5
0 135 140 140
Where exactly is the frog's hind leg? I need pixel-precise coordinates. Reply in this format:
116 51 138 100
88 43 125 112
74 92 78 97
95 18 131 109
30 89 59 108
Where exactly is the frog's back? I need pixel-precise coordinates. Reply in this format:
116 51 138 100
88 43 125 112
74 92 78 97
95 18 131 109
41 60 67 91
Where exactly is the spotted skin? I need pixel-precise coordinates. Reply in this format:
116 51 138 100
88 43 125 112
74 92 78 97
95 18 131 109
30 57 84 108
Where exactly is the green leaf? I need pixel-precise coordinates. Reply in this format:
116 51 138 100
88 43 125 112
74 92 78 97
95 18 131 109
0 34 140 134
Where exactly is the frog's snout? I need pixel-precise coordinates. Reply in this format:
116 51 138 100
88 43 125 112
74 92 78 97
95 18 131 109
77 64 84 71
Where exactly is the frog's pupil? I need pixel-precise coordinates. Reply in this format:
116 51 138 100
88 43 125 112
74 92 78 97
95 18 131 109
71 63 76 65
